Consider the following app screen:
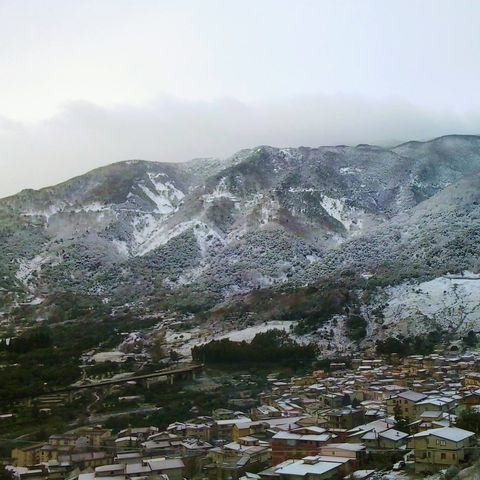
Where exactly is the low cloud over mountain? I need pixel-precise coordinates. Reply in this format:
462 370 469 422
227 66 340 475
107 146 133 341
1 95 479 198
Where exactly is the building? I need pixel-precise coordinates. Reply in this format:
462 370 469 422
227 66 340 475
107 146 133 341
78 457 185 480
319 444 365 467
386 390 427 420
270 455 354 480
408 427 476 474
464 373 480 388
11 444 44 467
206 437 271 480
271 428 336 465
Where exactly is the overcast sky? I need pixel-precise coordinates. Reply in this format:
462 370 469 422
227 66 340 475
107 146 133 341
1 0 480 197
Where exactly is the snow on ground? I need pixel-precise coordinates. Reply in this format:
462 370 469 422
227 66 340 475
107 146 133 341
139 174 184 214
139 184 176 214
24 202 110 220
373 272 480 336
134 218 224 258
202 177 239 204
260 198 281 225
308 314 355 355
216 321 295 342
148 172 184 201
92 350 126 363
16 254 50 284
132 214 162 249
164 321 296 357
113 239 129 257
23 204 65 220
339 167 362 175
192 223 225 257
132 216 191 256
320 195 359 231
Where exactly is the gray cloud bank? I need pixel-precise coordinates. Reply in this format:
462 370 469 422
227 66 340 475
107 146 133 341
1 95 479 198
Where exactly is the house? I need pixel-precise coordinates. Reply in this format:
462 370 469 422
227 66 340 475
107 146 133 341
464 372 480 388
167 421 213 441
271 428 336 465
233 421 267 441
11 443 44 466
415 411 454 431
206 437 271 480
325 407 363 430
140 431 185 457
180 438 213 478
72 426 111 449
319 444 365 466
386 390 427 420
346 420 394 444
58 451 113 470
460 389 480 407
79 458 184 480
414 396 457 419
251 405 282 420
407 427 476 474
373 429 408 450
272 454 354 480
127 457 184 480
214 417 252 441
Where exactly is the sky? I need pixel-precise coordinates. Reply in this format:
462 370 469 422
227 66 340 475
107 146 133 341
1 0 480 197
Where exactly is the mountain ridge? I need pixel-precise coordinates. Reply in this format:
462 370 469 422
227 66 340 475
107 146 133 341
1 134 480 346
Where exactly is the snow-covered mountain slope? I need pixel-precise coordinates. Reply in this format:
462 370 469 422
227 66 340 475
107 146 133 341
1 134 480 340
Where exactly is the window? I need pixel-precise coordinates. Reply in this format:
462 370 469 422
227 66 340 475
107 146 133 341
453 454 456 460
441 453 446 460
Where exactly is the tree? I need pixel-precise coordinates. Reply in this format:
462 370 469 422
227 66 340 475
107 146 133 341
456 409 480 435
393 403 410 434
149 330 167 362
463 330 477 348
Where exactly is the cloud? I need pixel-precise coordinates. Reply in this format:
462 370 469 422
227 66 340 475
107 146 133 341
1 95 479 198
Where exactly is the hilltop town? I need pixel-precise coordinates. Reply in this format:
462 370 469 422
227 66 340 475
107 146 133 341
5 346 480 480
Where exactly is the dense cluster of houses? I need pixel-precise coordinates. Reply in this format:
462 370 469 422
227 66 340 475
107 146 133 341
8 352 480 480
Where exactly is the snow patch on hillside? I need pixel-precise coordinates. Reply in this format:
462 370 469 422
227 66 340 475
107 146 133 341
132 214 162 247
192 223 225 257
202 177 239 203
217 321 295 342
260 198 280 224
132 217 224 257
16 254 50 284
164 320 296 357
373 273 480 336
134 219 193 256
113 239 129 257
140 174 184 214
339 167 362 175
320 195 362 231
23 204 64 220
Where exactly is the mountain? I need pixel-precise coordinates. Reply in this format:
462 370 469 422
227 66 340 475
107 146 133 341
1 134 480 345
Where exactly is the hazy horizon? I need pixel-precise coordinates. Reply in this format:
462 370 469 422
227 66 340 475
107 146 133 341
1 0 480 197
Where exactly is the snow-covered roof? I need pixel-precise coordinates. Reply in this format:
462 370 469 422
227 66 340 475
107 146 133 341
396 390 427 402
275 457 349 477
379 429 408 441
410 427 475 442
273 432 333 442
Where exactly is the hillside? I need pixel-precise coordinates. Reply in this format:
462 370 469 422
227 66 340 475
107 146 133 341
1 134 480 347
